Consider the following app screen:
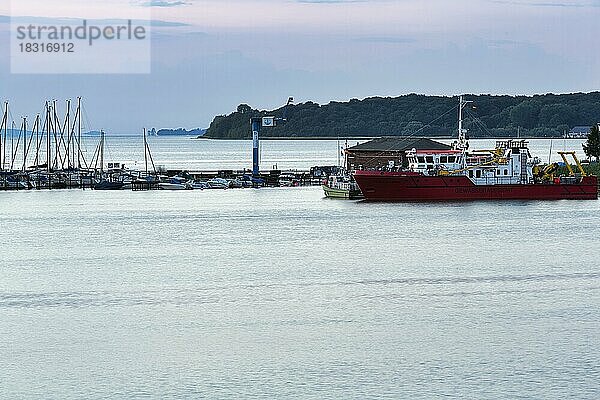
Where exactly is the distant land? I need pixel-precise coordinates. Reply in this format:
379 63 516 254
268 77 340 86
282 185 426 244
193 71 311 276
79 129 207 136
1 128 98 137
1 128 207 137
205 93 600 139
148 128 207 137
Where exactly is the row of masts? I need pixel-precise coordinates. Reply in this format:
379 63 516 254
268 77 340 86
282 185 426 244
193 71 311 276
0 98 86 173
1 99 157 190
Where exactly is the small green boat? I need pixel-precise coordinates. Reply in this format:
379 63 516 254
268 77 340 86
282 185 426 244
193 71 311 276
322 175 363 199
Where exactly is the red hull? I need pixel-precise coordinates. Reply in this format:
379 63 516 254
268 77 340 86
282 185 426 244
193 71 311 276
354 171 599 201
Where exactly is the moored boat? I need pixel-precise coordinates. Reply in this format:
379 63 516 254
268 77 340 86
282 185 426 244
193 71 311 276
158 178 192 190
206 177 229 189
353 96 598 201
322 174 363 199
354 169 598 201
93 180 125 190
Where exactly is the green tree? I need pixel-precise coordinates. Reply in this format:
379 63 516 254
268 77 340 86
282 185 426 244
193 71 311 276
205 93 600 139
237 104 252 114
509 101 539 129
402 121 424 135
583 124 600 161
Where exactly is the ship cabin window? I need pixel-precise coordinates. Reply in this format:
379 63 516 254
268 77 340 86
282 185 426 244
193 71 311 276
496 169 501 176
448 156 456 163
468 170 474 178
440 156 448 163
476 170 482 178
417 156 425 163
426 156 434 164
504 169 508 176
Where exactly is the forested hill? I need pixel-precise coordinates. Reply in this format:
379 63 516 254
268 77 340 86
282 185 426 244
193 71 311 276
205 93 600 139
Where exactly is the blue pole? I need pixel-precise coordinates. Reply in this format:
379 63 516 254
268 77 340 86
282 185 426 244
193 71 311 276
251 118 260 176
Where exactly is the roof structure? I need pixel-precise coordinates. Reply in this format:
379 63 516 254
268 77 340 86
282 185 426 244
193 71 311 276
347 137 452 152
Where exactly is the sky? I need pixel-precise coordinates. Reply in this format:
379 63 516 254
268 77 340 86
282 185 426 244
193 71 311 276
0 0 599 133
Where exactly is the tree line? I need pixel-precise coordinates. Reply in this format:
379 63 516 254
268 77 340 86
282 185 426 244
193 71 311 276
205 93 600 139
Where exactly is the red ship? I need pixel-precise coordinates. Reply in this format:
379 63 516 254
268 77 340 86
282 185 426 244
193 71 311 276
353 97 599 201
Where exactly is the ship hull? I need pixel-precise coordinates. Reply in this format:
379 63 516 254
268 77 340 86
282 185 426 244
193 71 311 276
322 184 363 199
353 171 599 201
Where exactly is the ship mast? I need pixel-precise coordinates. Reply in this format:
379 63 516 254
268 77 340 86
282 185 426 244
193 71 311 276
455 95 473 167
457 96 473 150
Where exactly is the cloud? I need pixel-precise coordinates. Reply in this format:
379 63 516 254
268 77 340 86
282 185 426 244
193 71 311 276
3 15 188 27
490 0 600 7
354 36 416 44
138 0 190 7
296 0 368 3
150 20 189 27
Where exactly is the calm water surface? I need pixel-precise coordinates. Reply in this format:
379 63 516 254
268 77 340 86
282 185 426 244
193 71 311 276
1 138 599 399
64 135 588 171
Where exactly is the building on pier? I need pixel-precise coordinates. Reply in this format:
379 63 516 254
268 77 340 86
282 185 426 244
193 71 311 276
345 137 451 170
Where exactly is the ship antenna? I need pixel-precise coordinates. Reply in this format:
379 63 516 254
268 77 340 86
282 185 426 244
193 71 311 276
456 95 473 161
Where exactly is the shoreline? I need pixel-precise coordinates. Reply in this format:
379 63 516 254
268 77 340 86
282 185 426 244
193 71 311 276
195 136 586 141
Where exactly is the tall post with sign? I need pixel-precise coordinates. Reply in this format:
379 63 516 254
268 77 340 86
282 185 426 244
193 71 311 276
251 117 261 176
249 98 293 178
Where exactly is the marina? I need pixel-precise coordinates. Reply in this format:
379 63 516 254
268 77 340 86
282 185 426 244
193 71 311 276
0 100 339 191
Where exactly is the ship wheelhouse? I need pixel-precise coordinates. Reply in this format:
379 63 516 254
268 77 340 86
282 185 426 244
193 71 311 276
406 149 463 175
406 140 537 186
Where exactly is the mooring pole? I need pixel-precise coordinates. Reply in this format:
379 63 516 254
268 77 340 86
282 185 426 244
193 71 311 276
251 117 261 176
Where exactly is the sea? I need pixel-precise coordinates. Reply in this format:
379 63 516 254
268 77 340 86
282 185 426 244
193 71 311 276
1 136 599 399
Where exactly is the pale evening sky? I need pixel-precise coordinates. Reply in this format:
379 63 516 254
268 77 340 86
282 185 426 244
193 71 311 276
0 0 599 132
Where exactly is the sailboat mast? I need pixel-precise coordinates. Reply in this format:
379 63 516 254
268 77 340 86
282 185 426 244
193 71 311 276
46 102 51 174
0 102 7 171
22 116 27 171
50 100 60 169
65 99 71 169
77 97 81 169
27 114 40 169
11 120 15 170
34 114 39 167
143 128 148 175
100 130 104 174
144 130 157 175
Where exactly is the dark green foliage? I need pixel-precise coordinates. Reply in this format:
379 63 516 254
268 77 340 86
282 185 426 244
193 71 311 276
583 124 600 161
205 92 600 139
583 162 600 175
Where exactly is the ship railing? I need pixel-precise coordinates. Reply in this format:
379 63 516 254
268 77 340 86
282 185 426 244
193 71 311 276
476 176 521 185
495 139 529 149
559 176 582 185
